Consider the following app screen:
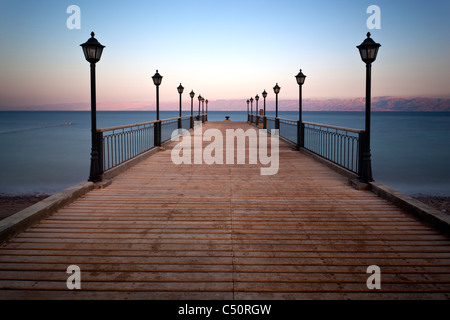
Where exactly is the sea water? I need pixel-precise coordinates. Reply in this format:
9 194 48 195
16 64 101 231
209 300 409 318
0 111 449 196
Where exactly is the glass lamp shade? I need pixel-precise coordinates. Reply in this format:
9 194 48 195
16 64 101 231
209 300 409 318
80 32 105 64
190 90 195 98
295 69 306 85
273 83 280 94
198 95 202 101
357 32 381 64
262 90 267 98
250 97 253 103
152 70 163 86
255 94 259 101
247 100 249 104
177 83 184 94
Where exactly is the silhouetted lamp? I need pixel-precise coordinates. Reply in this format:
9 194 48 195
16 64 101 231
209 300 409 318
80 32 105 182
262 90 267 116
152 70 163 86
177 83 184 94
81 32 105 64
357 32 381 182
273 83 280 118
357 32 381 64
295 69 306 86
152 70 163 122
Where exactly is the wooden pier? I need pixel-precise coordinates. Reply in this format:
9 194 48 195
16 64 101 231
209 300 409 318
1 121 450 299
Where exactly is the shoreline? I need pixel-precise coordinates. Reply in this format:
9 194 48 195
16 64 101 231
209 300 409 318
0 193 448 221
0 194 52 220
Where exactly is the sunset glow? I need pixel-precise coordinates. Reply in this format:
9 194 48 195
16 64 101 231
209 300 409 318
0 0 449 110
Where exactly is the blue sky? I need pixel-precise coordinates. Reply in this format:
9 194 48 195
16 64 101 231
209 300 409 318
0 0 449 109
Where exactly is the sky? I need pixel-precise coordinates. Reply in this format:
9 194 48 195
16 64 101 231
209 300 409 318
0 0 449 110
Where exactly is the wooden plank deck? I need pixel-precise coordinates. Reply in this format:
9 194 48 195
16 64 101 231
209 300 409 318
1 121 450 300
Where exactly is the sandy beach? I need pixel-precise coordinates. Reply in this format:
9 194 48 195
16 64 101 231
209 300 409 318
0 193 449 222
0 194 51 220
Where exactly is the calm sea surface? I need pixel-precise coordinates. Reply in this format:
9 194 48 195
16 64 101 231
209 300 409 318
1 111 449 196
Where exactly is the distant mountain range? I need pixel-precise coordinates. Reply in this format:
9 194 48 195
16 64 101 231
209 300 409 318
2 96 450 112
213 96 450 112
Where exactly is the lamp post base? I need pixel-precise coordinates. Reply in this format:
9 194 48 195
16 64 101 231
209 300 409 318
360 151 374 183
88 150 102 182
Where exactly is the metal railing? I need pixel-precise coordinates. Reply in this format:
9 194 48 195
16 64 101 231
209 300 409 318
97 121 156 172
303 121 363 175
278 117 298 144
248 114 364 176
160 117 180 143
97 114 206 174
265 116 276 131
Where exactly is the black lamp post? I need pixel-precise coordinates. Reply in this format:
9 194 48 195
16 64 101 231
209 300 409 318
177 83 184 117
201 97 205 122
80 32 105 182
152 70 163 146
273 83 280 130
255 94 260 126
198 95 202 121
246 99 250 122
295 69 306 149
250 97 254 124
152 70 163 120
177 83 184 128
357 32 381 182
262 90 268 129
190 90 195 128
205 99 208 121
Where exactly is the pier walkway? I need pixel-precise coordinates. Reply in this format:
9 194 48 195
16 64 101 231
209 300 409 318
1 121 450 299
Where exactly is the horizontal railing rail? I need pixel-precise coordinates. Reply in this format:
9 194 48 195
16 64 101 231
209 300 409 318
97 114 206 174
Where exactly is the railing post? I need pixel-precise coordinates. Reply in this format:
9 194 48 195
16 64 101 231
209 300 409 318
154 121 161 147
358 131 365 179
296 121 304 150
275 118 280 131
263 116 267 129
96 130 104 177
